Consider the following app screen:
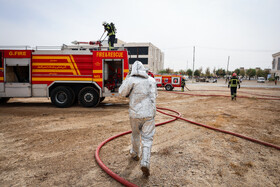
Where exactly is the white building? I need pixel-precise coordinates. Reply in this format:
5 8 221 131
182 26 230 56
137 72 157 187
272 52 280 78
104 39 164 73
124 42 164 73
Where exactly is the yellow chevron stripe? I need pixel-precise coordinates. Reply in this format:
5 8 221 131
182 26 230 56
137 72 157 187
70 55 81 75
0 77 3 81
32 69 74 73
66 57 77 75
93 70 103 73
32 77 92 81
93 78 102 82
124 69 129 73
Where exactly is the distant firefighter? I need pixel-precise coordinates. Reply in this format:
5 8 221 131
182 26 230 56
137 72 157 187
102 21 116 50
228 73 240 100
181 77 186 92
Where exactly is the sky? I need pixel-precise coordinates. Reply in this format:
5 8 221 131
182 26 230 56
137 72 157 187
0 0 280 72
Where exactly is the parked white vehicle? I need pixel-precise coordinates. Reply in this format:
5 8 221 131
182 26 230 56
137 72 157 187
257 77 265 83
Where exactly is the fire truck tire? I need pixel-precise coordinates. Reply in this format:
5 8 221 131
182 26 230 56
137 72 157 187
165 84 173 91
69 88 77 105
78 87 100 107
0 97 10 104
50 86 74 108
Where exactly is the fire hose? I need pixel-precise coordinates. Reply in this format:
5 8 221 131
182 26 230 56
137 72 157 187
95 105 280 186
95 107 181 187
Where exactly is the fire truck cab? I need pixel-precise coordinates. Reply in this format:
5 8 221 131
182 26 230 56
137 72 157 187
154 74 183 91
0 45 129 107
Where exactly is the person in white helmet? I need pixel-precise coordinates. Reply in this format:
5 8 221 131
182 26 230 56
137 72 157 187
119 61 157 177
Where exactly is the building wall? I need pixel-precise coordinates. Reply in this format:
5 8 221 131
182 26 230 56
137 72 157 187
124 42 164 73
272 52 280 77
108 40 164 73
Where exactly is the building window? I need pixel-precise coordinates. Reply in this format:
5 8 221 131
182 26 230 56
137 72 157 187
129 58 148 64
278 58 280 70
272 59 275 69
126 47 149 55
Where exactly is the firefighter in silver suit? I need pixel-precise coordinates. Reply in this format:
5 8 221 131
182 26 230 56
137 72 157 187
119 61 157 177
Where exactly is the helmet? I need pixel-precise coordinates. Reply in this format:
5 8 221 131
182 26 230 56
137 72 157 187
232 73 237 77
102 21 107 26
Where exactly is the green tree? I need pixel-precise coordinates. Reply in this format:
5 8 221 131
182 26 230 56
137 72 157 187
194 69 200 77
166 68 173 74
240 69 245 77
178 69 186 75
205 67 211 77
216 68 226 77
186 69 193 77
213 67 216 76
158 68 173 74
158 69 167 74
199 67 203 76
256 69 265 78
264 69 270 80
246 68 256 80
234 68 240 76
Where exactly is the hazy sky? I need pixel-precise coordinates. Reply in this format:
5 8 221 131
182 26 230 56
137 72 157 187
0 0 280 72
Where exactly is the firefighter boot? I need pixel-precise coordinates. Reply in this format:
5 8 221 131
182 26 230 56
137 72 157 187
141 147 151 177
181 87 184 92
130 147 140 161
231 95 234 100
132 154 140 161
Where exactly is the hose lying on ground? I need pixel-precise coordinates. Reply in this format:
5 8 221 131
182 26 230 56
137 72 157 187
94 108 181 187
95 106 279 187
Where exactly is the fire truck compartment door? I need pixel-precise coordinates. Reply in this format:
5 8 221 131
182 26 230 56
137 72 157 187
2 57 31 97
4 83 31 97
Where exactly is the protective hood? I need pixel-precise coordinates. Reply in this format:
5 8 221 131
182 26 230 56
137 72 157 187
130 61 149 78
119 60 158 118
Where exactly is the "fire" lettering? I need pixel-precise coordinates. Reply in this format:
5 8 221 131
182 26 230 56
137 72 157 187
8 51 27 56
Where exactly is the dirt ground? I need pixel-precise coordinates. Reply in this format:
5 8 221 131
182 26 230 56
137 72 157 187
0 81 280 187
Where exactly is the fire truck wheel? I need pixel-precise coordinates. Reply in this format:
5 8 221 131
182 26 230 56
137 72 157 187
165 84 173 91
0 97 10 104
78 87 100 107
69 88 77 105
50 86 74 108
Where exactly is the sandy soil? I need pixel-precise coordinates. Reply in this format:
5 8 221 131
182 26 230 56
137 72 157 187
0 81 280 187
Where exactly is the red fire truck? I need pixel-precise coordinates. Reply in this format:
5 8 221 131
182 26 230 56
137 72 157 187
0 44 129 107
154 74 183 91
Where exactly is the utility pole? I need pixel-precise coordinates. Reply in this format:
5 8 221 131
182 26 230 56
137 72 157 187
227 56 230 76
192 46 195 82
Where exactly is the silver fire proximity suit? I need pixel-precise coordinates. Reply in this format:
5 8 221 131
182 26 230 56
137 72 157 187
119 61 157 173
